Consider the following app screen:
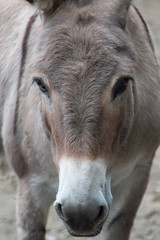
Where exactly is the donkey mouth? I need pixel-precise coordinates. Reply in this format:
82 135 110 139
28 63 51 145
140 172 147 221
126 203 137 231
65 222 103 237
68 227 103 237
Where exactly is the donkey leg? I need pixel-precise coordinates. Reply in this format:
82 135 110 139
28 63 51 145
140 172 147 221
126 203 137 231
102 160 153 240
16 175 56 240
0 138 10 175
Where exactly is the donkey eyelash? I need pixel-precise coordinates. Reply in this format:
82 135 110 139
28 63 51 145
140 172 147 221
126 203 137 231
33 77 50 98
112 76 133 100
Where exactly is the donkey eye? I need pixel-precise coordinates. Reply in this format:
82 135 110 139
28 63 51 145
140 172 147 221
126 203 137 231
112 76 132 100
33 77 50 98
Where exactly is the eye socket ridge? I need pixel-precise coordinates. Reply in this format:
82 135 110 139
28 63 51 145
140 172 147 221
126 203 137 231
112 76 133 101
33 77 50 98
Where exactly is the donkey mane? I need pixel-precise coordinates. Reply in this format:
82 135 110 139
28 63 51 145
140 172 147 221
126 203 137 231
27 0 66 12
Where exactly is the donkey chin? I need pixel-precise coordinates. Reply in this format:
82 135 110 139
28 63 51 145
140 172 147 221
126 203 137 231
54 157 112 237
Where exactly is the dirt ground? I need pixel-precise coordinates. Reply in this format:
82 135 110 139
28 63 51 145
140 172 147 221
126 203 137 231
0 0 160 240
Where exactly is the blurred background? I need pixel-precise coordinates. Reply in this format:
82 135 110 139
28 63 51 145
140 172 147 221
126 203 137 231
0 0 160 240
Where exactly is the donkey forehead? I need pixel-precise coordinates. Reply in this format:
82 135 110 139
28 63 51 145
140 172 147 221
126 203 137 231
34 25 135 90
33 0 135 68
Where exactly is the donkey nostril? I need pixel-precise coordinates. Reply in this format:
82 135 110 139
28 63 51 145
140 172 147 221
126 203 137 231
55 203 67 221
95 205 108 223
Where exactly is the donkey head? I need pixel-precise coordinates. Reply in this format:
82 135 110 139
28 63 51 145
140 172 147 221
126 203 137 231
27 0 135 236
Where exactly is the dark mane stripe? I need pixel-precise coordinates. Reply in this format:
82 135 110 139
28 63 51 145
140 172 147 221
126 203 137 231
13 12 38 135
133 6 155 54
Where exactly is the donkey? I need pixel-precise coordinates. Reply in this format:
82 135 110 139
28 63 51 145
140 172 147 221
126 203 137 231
0 0 160 239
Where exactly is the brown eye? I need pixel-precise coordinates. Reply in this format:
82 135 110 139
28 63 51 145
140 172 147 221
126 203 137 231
112 76 133 100
33 77 50 98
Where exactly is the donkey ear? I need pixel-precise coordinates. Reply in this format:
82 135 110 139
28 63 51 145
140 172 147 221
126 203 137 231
110 0 132 29
26 0 63 12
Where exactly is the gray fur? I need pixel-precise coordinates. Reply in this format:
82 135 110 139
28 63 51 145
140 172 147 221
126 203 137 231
0 0 160 239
